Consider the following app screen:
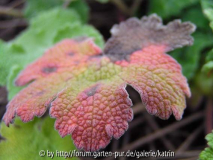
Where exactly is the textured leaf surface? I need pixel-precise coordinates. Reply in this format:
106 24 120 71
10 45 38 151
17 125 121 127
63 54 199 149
3 15 195 151
0 8 104 98
0 117 78 160
199 130 213 160
4 39 101 124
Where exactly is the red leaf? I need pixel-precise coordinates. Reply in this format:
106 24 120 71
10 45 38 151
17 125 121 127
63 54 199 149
3 14 195 151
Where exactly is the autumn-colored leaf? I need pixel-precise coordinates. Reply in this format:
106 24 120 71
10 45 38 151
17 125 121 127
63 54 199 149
3 14 195 151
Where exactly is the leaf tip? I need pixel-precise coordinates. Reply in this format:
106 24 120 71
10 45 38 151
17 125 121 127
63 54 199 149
104 14 196 61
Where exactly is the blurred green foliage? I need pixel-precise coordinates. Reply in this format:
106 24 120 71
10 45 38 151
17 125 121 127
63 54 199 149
149 0 199 19
24 0 89 23
201 0 213 75
199 131 213 160
0 117 78 160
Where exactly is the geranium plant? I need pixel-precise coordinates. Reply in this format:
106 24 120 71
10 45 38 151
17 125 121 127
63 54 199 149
3 14 195 151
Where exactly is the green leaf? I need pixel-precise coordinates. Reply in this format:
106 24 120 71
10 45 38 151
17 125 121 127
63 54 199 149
24 0 62 18
194 72 213 96
0 117 79 160
181 5 210 30
202 61 213 74
169 32 213 80
201 0 213 75
68 0 89 23
7 65 24 100
149 0 199 19
0 42 26 86
206 49 213 62
201 0 213 30
199 130 213 160
53 24 104 48
24 0 89 23
0 40 7 86
201 0 213 21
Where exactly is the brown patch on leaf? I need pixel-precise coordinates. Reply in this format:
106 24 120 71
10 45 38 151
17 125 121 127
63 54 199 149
67 52 75 56
42 66 57 74
104 14 196 61
73 36 89 42
86 84 100 97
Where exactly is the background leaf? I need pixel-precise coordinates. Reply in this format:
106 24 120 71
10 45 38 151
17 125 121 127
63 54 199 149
0 117 79 160
199 130 213 160
149 0 199 19
169 32 213 80
24 0 89 23
201 0 213 75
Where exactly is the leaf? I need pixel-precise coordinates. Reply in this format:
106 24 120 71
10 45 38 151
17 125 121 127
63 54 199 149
0 8 80 86
201 0 213 75
6 65 24 100
202 61 213 74
68 0 89 23
0 8 104 97
199 130 213 160
24 0 89 23
0 117 78 160
206 49 213 62
201 0 213 23
194 72 213 96
169 32 213 80
3 15 195 151
149 0 199 19
0 40 7 86
181 5 210 30
168 4 213 80
53 24 104 48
